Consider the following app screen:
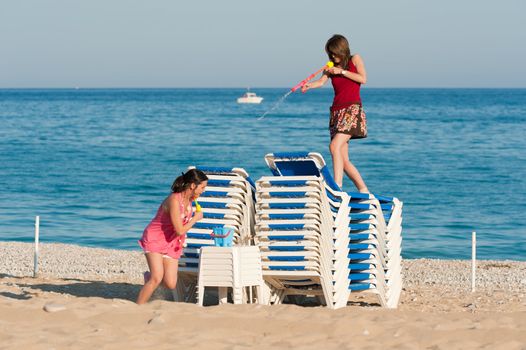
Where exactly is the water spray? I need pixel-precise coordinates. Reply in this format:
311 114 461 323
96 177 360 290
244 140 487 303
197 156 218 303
258 61 334 120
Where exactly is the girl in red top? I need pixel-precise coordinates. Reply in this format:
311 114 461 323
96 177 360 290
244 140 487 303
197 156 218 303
136 169 208 304
302 34 369 192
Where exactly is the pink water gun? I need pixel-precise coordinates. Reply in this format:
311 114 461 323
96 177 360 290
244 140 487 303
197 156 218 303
290 61 334 92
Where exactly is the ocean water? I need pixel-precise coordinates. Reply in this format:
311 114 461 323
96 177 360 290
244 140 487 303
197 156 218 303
0 88 525 260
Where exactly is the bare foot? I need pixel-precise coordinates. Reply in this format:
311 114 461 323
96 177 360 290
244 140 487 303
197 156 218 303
358 187 370 194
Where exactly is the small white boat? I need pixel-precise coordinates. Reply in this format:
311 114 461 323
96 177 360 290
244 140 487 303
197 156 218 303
237 91 263 104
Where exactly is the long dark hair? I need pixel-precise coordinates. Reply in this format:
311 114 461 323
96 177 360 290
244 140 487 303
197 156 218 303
325 34 351 70
171 169 208 193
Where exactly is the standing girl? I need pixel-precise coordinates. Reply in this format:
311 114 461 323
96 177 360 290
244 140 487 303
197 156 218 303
302 34 369 192
136 169 208 304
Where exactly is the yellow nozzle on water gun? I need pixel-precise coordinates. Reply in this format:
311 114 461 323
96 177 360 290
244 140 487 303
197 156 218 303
194 200 202 212
326 61 334 68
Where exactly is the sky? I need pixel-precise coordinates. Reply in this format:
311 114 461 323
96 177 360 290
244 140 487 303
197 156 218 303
1 0 525 88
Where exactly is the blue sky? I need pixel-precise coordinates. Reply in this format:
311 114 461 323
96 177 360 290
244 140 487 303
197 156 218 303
1 0 525 88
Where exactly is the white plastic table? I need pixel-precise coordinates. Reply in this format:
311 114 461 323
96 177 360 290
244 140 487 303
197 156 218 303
197 246 264 305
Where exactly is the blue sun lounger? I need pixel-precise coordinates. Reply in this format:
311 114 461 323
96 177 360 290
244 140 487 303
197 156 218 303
255 169 352 308
261 152 403 308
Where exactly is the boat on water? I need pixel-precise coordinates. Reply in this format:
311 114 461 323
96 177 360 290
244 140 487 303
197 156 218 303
237 91 263 104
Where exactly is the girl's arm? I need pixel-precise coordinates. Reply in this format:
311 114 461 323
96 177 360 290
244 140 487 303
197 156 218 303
301 73 329 92
168 195 203 236
329 54 367 84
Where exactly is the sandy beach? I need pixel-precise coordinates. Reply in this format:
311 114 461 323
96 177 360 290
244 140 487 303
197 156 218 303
1 241 525 349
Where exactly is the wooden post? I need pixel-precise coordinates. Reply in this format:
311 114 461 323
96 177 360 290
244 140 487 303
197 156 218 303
34 216 40 278
471 231 476 292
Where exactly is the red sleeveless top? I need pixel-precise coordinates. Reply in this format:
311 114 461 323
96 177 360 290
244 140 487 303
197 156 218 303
330 57 361 111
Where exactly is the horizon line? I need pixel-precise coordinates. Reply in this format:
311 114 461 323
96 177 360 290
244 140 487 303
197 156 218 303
1 86 526 90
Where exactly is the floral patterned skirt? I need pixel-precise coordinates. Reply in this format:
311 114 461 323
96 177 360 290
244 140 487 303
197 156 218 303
329 104 367 140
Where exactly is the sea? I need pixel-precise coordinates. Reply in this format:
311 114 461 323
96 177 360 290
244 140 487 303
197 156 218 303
0 88 525 260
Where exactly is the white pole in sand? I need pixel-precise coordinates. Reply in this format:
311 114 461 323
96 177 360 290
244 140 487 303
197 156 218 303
471 231 476 292
34 216 40 278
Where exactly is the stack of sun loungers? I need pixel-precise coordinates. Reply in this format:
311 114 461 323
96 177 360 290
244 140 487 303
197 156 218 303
173 166 256 302
260 152 403 308
255 175 351 309
346 190 403 308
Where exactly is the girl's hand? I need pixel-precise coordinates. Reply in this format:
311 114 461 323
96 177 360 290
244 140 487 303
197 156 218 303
301 83 311 93
193 211 204 222
328 67 344 75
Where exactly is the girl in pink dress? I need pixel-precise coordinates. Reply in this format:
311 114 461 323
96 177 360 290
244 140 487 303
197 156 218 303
136 169 208 304
302 34 369 193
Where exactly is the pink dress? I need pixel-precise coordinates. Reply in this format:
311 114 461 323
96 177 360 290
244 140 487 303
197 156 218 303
138 193 193 259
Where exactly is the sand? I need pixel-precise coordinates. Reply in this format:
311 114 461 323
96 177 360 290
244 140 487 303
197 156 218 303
1 242 525 349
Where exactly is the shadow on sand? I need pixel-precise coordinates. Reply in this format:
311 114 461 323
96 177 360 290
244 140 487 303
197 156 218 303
1 274 143 302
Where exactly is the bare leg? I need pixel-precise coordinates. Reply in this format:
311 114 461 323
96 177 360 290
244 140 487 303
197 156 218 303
342 141 369 192
161 257 179 290
329 133 352 188
136 253 164 304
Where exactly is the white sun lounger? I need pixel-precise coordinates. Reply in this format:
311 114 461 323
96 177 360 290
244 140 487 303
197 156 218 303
262 152 403 308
